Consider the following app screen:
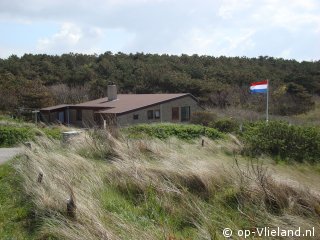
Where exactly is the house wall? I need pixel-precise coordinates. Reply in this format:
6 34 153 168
69 109 84 126
39 112 50 123
40 95 201 127
69 109 95 127
40 109 77 125
116 95 201 126
82 109 95 127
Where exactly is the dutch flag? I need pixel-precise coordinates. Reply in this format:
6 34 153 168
250 80 268 93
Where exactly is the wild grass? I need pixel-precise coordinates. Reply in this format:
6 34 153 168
0 160 35 240
9 130 320 239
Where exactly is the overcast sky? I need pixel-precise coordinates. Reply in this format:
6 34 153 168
0 0 319 61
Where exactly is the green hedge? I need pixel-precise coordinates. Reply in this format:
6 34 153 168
0 126 34 147
125 123 224 140
242 121 320 163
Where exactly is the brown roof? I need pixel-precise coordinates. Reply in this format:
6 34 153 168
80 94 195 115
40 93 199 114
40 104 71 111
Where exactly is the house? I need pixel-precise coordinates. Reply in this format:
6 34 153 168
39 84 202 127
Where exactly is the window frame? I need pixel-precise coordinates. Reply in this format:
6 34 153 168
181 106 190 122
133 114 139 120
154 109 160 119
147 110 154 120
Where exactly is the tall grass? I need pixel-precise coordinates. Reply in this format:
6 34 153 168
12 130 320 239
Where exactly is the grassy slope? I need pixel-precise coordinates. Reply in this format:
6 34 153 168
1 130 318 239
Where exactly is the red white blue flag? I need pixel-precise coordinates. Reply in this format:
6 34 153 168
250 80 268 93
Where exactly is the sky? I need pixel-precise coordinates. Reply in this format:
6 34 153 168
0 0 319 61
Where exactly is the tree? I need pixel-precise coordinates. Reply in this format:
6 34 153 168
19 80 54 109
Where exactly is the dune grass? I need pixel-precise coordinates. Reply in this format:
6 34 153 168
3 129 317 239
0 160 36 240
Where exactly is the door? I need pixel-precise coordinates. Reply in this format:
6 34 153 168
172 107 179 121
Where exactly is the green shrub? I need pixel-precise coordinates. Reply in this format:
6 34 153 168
242 121 320 163
0 125 61 146
125 123 223 140
0 126 34 147
210 118 238 133
190 111 217 126
41 127 61 140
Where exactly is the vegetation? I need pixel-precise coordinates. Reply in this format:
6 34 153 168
0 161 34 239
190 111 217 126
0 53 319 116
0 126 33 147
0 117 62 146
242 121 320 163
209 118 238 133
1 129 318 239
125 123 224 140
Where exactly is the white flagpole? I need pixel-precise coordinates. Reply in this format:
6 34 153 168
266 79 269 122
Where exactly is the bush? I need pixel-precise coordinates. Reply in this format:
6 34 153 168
190 111 217 126
242 121 320 163
41 127 61 140
125 123 224 140
0 125 61 147
0 126 34 147
210 118 238 133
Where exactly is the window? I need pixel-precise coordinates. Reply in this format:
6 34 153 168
172 107 179 121
147 110 154 119
57 111 64 123
181 106 190 122
76 109 82 121
154 109 160 119
133 114 139 120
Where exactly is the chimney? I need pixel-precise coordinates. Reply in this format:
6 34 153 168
107 82 117 101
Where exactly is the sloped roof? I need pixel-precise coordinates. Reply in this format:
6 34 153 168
79 94 194 114
40 104 71 111
40 93 199 114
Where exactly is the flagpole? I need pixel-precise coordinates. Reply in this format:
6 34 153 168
266 79 269 122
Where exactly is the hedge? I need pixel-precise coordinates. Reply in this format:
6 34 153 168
242 121 320 163
125 123 224 140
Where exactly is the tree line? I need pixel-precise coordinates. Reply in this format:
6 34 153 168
0 52 319 115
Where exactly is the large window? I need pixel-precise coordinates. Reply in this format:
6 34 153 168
147 110 154 119
154 109 160 119
172 107 179 121
181 106 190 122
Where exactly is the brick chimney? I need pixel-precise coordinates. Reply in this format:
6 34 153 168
107 82 117 101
